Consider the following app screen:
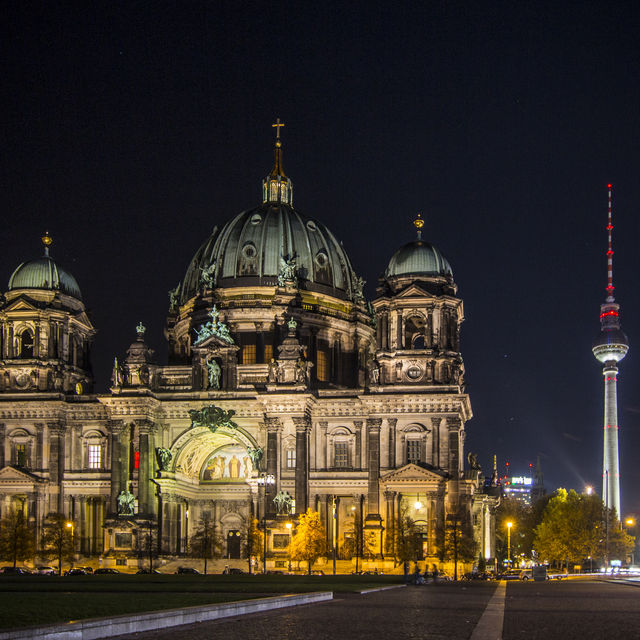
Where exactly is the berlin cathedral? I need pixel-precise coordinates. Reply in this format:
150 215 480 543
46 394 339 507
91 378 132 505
0 126 497 571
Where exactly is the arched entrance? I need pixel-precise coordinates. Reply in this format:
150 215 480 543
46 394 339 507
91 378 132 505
226 530 242 558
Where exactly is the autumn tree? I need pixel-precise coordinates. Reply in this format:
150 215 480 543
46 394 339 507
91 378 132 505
534 489 634 571
41 513 75 575
341 510 374 568
289 509 327 575
246 518 264 573
0 508 35 568
189 514 223 575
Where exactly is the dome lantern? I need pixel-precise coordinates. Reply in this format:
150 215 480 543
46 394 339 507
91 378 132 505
262 118 293 206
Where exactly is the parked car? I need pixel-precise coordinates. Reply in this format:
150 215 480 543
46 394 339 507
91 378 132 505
497 571 521 581
175 567 200 575
0 566 31 575
65 568 89 576
36 566 56 576
136 568 162 574
94 568 120 574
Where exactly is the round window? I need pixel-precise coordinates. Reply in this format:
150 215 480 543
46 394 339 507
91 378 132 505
242 243 257 259
315 251 328 268
406 366 422 380
250 213 263 225
306 220 317 231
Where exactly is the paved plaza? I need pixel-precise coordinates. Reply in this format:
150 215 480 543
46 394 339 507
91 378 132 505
120 579 640 640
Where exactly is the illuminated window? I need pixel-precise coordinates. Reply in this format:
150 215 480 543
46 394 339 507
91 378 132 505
334 442 349 468
242 343 256 364
88 444 102 469
317 350 328 382
286 449 296 469
264 344 273 362
280 184 288 203
270 182 278 200
15 443 27 467
407 439 421 464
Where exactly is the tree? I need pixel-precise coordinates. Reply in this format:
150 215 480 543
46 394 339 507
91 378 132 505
289 509 327 575
341 511 374 570
137 520 159 572
394 507 421 565
495 497 536 566
189 514 223 575
41 513 75 575
0 508 35 568
246 517 264 573
440 512 477 580
534 489 634 571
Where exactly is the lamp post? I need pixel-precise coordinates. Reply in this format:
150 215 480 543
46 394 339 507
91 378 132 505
285 522 292 572
257 473 275 574
332 496 337 576
625 518 635 566
506 521 513 569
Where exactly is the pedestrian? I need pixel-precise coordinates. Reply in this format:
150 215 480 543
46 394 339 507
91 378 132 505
432 564 439 584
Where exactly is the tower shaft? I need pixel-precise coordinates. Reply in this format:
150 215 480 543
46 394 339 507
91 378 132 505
602 362 620 518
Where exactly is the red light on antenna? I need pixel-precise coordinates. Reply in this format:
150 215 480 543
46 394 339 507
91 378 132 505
607 184 612 188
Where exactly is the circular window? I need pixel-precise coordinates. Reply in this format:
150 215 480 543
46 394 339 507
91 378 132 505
306 220 317 231
406 366 423 380
14 373 31 389
315 251 328 268
250 213 263 225
242 243 257 259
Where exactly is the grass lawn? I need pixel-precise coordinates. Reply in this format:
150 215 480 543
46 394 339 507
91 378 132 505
0 574 402 630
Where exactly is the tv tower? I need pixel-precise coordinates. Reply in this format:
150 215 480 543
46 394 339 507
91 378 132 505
592 184 628 520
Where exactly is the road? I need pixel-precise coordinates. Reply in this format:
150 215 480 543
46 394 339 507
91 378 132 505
120 579 640 640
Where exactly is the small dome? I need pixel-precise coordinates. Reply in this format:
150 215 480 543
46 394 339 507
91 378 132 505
385 240 453 279
9 256 82 299
179 203 359 303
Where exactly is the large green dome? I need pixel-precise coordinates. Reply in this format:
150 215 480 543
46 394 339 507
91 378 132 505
9 256 82 299
385 240 453 279
179 202 359 303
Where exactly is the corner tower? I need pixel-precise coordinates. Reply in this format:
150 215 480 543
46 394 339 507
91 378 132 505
592 185 628 519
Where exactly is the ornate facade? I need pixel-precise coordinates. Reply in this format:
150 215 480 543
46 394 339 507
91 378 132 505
0 132 496 570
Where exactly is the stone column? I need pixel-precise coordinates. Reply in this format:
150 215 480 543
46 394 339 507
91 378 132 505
48 422 66 512
0 423 5 468
447 418 461 476
72 425 82 470
255 323 265 364
319 421 328 469
387 418 397 468
396 311 403 349
293 417 310 513
353 420 363 470
34 423 44 470
384 491 396 555
264 417 281 517
108 421 128 513
137 420 157 516
366 418 382 518
431 417 441 469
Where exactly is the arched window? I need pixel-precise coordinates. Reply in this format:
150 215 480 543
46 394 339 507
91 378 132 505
404 315 425 350
19 331 34 358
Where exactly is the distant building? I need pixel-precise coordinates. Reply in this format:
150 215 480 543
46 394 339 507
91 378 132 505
501 458 545 506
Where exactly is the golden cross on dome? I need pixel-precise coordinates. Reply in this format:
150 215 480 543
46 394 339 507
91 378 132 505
272 118 285 141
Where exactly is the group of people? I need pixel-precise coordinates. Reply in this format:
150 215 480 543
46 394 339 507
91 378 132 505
405 562 441 585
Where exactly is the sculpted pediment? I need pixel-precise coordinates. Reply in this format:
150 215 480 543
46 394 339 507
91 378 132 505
394 284 432 299
192 334 239 351
4 298 39 313
0 465 41 484
380 463 445 484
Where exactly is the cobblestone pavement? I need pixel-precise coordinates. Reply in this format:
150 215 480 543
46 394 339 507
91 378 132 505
121 583 497 640
503 579 640 640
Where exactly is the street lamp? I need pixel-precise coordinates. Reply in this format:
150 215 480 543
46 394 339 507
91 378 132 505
506 521 513 568
257 473 275 574
585 485 594 495
285 522 292 572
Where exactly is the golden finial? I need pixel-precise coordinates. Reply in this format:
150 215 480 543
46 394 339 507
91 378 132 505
41 231 53 256
272 117 285 147
413 214 424 240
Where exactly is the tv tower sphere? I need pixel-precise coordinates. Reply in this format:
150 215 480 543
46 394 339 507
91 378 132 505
592 184 627 521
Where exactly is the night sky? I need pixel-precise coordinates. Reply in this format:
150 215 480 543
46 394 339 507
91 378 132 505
2 2 639 514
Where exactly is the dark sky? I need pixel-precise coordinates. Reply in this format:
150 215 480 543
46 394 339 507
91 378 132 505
2 1 639 514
